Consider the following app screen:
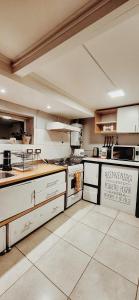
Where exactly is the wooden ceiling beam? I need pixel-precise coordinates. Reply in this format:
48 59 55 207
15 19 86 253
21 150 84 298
11 0 129 73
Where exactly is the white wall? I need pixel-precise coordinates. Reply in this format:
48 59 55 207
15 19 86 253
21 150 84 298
82 117 139 156
0 99 71 164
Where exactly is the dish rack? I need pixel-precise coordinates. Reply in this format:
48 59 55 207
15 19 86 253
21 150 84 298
12 150 41 171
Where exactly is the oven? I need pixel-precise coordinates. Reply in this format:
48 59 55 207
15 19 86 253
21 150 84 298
67 164 83 197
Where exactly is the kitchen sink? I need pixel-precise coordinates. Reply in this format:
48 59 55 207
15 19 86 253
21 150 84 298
0 172 15 179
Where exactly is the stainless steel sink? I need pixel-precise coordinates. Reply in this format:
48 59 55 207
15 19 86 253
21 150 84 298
0 172 15 179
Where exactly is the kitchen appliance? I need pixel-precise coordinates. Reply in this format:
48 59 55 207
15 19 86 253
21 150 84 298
2 150 12 171
70 123 82 147
93 147 99 157
49 157 83 208
47 122 80 132
112 145 139 161
73 148 85 157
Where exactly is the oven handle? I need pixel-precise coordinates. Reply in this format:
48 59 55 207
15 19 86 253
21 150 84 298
68 171 83 177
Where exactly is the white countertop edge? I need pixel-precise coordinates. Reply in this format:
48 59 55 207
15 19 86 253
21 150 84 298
83 157 139 167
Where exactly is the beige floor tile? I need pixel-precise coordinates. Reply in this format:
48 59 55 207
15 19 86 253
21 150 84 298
81 211 113 233
94 235 139 284
16 226 59 263
63 222 104 256
117 211 139 228
64 200 95 221
0 247 32 296
44 213 76 237
108 220 139 249
0 266 67 300
70 260 136 300
35 239 90 296
94 205 118 219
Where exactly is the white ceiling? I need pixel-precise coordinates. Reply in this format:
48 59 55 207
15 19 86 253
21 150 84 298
0 0 139 118
0 0 89 60
29 1 139 110
0 74 93 119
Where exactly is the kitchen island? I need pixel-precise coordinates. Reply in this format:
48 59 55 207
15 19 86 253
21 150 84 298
0 163 67 254
83 157 139 217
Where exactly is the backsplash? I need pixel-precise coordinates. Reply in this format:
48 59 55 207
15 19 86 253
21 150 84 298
0 99 71 163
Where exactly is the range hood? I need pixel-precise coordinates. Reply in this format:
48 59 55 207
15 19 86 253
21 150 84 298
47 122 81 132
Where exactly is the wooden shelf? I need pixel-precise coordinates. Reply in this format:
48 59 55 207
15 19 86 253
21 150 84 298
95 108 117 134
96 121 117 125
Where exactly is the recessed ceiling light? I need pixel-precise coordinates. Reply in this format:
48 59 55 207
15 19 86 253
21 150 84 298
47 105 51 109
0 88 6 94
108 89 125 98
2 115 12 120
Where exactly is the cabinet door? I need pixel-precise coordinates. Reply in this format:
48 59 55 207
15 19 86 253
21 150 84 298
35 182 66 205
0 226 6 253
8 195 64 246
83 185 98 203
0 181 35 222
100 165 138 215
84 162 99 186
117 106 139 133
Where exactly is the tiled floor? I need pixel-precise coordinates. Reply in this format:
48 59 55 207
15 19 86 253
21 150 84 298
0 200 139 300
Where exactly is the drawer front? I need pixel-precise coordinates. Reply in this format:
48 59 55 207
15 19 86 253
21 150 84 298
83 185 98 203
8 195 64 246
35 182 66 205
35 172 66 193
0 226 6 253
0 181 35 222
66 191 82 208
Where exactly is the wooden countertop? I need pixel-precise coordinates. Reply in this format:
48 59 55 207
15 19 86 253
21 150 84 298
0 163 67 187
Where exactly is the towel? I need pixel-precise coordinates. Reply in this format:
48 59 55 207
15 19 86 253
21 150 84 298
75 171 81 192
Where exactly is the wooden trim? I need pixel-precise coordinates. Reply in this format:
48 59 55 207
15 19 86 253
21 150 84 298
0 53 11 73
0 192 65 228
12 0 129 73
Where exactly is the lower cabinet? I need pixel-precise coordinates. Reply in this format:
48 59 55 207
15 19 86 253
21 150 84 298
8 195 64 247
83 185 98 204
66 190 82 208
0 226 6 253
0 181 35 222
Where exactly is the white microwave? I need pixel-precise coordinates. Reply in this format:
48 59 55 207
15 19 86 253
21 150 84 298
112 145 139 162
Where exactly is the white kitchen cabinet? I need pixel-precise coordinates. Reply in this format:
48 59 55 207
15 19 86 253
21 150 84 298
0 226 6 253
8 195 64 247
83 185 98 203
117 105 139 133
84 162 99 186
0 181 35 222
34 171 66 205
100 165 138 215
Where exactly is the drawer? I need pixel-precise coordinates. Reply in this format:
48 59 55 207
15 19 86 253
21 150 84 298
0 226 6 253
34 172 66 193
0 181 35 222
35 182 66 205
66 191 82 208
83 185 98 204
8 195 64 247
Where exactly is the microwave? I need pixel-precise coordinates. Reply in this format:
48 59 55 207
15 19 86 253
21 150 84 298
112 145 139 161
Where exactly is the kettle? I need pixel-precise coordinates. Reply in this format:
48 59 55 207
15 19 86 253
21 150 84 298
93 147 99 158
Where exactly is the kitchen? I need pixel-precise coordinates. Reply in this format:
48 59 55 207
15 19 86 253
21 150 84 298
0 1 139 300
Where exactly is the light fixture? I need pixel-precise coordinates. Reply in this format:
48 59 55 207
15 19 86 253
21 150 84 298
2 115 12 120
0 88 6 94
108 89 125 98
47 105 51 109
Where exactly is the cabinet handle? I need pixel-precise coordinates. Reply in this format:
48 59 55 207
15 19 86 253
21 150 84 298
18 182 32 186
47 190 58 198
47 180 59 187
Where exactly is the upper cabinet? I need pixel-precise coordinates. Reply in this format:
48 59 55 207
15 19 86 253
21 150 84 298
117 105 139 133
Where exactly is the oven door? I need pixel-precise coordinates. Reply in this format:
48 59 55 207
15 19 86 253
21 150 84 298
68 171 83 197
